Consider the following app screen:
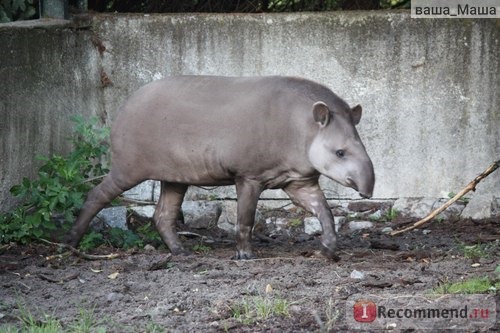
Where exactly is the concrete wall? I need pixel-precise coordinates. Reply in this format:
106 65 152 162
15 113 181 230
0 19 104 210
1 12 498 211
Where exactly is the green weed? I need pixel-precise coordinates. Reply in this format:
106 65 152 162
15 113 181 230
0 116 109 245
230 296 290 324
136 222 163 244
192 243 211 254
456 242 493 260
288 218 302 228
447 192 470 204
106 228 143 249
433 276 499 294
67 307 106 333
384 208 398 221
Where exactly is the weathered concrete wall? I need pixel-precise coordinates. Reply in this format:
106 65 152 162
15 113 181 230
1 12 498 212
92 12 499 202
0 19 102 210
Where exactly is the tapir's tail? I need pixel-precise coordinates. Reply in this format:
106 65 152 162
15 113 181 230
67 171 136 246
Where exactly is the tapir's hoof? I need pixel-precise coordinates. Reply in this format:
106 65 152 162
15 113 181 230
63 233 80 248
320 245 341 262
232 251 257 260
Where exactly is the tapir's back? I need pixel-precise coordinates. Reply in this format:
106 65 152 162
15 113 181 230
109 76 343 184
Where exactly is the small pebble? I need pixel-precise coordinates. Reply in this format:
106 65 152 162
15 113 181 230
349 221 374 231
106 292 124 302
422 229 432 235
381 227 393 234
350 270 365 279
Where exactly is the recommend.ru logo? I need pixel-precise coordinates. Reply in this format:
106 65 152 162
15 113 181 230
346 294 496 330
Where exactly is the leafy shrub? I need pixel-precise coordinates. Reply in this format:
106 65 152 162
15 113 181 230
107 227 144 249
0 116 109 244
0 0 37 22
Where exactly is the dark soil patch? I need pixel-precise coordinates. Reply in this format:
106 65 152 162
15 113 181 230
0 218 498 332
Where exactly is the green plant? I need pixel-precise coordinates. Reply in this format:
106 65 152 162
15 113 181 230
447 192 470 204
0 303 108 333
433 276 499 294
136 222 163 244
79 231 105 252
456 242 492 260
288 218 302 228
0 0 37 23
0 116 109 245
106 228 143 249
192 243 211 254
230 296 290 324
68 307 107 333
11 302 62 333
384 208 398 221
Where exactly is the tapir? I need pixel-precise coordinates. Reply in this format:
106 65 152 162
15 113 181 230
68 76 375 259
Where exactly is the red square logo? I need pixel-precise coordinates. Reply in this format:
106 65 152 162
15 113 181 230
353 300 376 322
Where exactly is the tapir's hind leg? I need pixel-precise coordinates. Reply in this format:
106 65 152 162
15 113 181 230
67 172 137 247
154 182 190 255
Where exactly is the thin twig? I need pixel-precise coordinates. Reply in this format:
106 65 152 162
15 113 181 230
117 196 156 205
38 238 121 260
82 174 106 184
391 160 499 236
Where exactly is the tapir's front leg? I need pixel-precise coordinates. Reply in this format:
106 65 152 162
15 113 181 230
284 179 340 261
234 179 263 259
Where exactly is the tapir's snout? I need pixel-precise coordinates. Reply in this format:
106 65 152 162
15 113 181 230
346 158 375 199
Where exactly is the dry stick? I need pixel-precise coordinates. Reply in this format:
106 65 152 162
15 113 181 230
38 238 121 260
391 160 499 236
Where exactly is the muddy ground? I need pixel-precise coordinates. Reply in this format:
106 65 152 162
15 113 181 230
0 216 498 332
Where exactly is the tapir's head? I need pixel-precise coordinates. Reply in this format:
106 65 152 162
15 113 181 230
308 101 375 198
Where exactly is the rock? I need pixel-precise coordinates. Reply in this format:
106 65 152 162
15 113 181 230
144 244 156 252
295 232 313 242
334 216 346 233
91 206 128 231
123 180 156 201
106 292 124 302
432 199 465 221
304 217 322 235
368 210 382 221
381 227 393 234
347 200 392 213
182 201 222 229
350 270 365 279
217 201 264 235
392 197 436 219
130 205 156 219
461 194 493 220
265 217 289 237
422 229 432 235
492 197 500 217
348 220 374 231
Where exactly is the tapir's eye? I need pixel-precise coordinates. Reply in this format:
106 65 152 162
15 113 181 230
336 150 345 158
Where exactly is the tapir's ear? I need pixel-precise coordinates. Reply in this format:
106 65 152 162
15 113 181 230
351 104 362 125
312 102 330 128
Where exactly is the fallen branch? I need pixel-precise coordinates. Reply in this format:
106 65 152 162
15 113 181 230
38 238 121 260
391 160 499 236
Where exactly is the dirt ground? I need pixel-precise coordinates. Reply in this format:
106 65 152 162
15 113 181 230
0 216 498 332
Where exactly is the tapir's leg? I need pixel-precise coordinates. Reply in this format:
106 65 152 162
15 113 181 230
154 182 189 255
284 179 339 261
234 179 263 259
68 172 135 247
